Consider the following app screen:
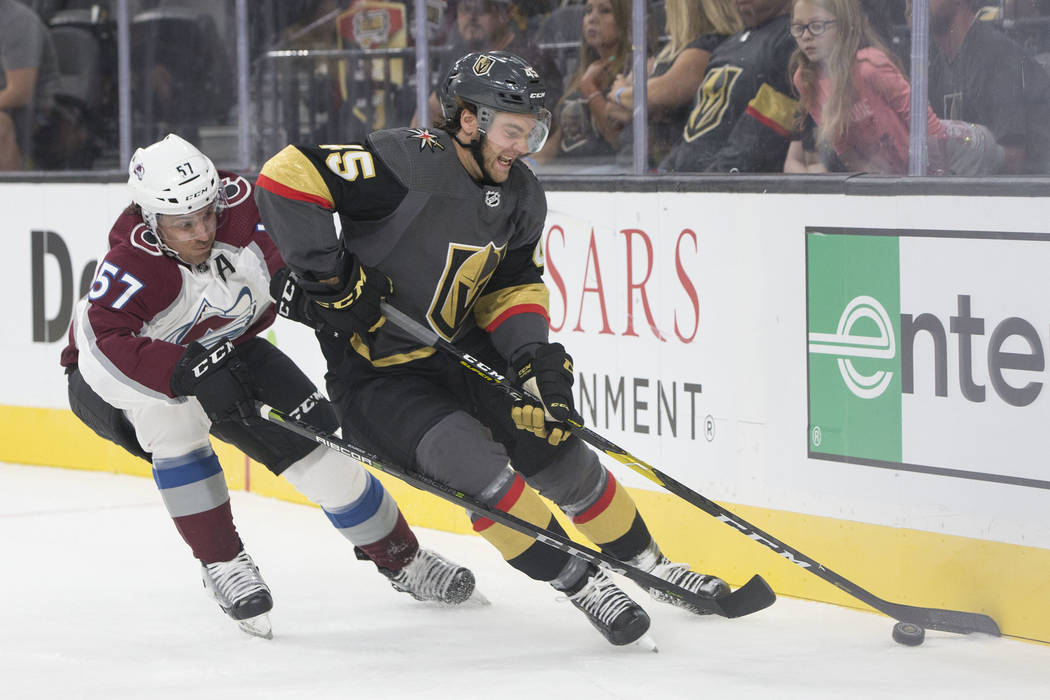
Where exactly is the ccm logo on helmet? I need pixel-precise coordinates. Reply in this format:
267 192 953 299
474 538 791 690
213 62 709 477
186 185 211 201
530 92 545 99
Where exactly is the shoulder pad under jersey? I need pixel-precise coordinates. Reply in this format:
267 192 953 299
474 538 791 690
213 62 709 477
368 127 464 194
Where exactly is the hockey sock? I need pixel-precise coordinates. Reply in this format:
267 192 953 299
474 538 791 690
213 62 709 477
472 472 574 581
568 472 652 561
283 446 415 568
353 510 418 571
152 447 241 563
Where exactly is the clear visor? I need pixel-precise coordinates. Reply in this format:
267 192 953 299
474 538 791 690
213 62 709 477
156 199 221 242
479 108 552 154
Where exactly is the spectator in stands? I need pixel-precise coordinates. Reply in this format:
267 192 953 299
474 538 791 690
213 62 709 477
789 0 1004 175
917 0 1050 173
0 0 58 170
415 0 562 127
532 0 632 164
604 0 742 168
661 0 797 173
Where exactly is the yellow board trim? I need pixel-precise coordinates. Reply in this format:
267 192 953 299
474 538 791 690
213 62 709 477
4 404 1047 643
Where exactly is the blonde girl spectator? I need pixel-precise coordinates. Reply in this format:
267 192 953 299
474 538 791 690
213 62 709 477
785 0 1002 175
533 0 631 163
786 0 948 173
606 0 742 167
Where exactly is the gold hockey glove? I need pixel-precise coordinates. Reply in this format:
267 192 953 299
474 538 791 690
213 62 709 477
510 343 583 446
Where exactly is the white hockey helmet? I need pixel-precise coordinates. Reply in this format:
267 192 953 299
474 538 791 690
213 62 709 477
127 133 222 233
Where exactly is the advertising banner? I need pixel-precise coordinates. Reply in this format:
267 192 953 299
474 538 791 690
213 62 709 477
7 184 1050 549
807 228 1050 489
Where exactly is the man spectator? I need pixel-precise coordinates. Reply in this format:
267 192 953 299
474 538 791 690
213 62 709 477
920 0 1050 173
662 0 797 173
0 0 58 170
414 0 562 127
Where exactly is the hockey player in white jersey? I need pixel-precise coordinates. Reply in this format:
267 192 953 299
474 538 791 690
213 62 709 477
61 134 475 639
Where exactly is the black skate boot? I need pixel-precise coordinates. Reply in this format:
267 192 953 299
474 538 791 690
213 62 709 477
201 548 273 638
630 540 729 615
563 567 651 646
379 548 476 605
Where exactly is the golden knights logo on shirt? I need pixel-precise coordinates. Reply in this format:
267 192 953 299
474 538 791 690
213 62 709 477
428 241 506 339
684 65 743 142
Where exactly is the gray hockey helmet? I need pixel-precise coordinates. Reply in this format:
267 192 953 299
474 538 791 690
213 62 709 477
440 51 551 152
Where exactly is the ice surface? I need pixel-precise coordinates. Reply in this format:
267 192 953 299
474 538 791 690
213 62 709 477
1 463 1046 699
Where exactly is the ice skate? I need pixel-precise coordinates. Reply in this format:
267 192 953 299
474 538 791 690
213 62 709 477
564 567 652 647
631 541 730 615
201 548 274 639
379 548 476 605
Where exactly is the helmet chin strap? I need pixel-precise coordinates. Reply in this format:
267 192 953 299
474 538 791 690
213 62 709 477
454 132 500 186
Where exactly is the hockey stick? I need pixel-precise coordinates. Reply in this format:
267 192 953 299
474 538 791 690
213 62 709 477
379 302 1001 637
253 402 775 619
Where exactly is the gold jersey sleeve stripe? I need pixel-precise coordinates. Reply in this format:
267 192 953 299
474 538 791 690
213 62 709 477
474 283 550 330
257 145 336 209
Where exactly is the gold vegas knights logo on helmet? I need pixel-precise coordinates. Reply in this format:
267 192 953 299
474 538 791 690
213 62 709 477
473 55 495 76
684 65 742 142
428 241 506 340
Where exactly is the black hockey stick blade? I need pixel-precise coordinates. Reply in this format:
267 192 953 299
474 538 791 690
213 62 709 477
716 574 776 619
254 402 776 619
615 459 999 636
876 601 1000 637
379 303 1000 637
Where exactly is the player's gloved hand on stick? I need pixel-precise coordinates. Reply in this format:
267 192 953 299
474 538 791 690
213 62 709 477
269 267 339 336
171 339 255 422
305 258 392 338
511 342 583 446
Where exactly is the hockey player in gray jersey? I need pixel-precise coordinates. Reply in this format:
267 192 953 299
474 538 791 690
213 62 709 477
255 51 731 647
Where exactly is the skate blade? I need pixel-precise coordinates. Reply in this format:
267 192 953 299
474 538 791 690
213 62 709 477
429 588 490 608
237 613 273 640
459 588 491 607
634 634 659 653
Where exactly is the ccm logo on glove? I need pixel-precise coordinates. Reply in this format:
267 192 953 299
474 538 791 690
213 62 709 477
188 339 235 379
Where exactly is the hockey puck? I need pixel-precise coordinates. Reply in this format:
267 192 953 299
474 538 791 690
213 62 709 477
892 621 925 646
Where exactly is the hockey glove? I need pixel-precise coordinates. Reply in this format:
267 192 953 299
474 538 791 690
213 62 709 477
270 266 315 325
170 340 254 423
307 260 392 338
511 343 583 446
269 267 340 337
